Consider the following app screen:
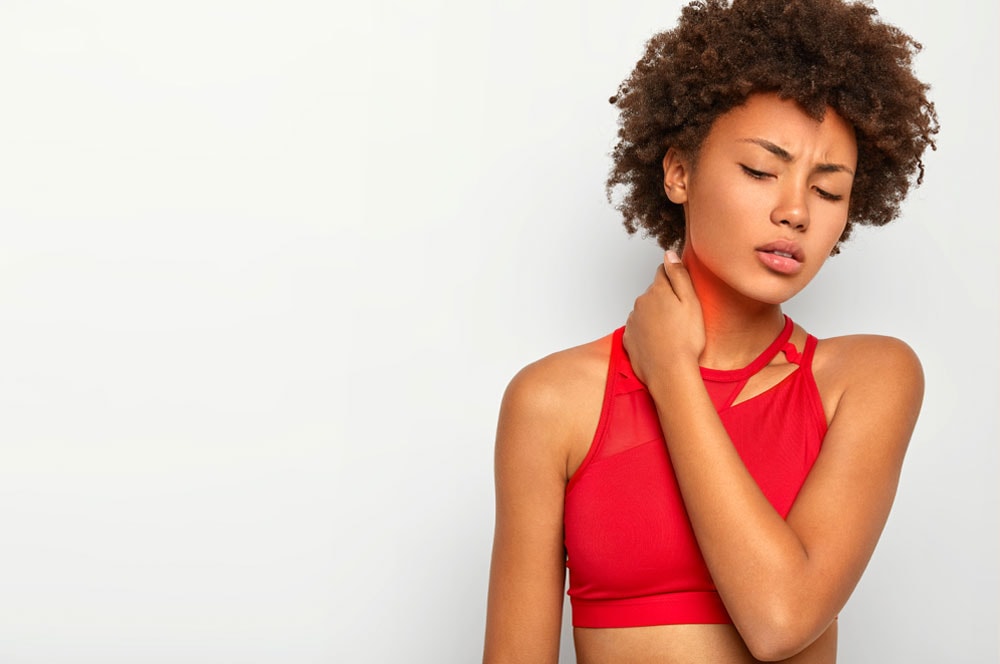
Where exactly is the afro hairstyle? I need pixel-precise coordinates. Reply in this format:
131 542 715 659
606 0 939 252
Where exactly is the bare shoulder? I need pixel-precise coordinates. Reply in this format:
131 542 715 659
498 334 614 479
814 333 922 383
811 332 924 428
504 334 613 413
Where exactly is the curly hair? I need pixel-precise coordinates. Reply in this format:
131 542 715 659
606 0 939 252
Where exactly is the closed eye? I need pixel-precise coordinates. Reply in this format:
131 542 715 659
814 187 844 202
740 164 772 180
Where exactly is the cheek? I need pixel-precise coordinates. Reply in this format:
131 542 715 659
821 214 850 253
688 207 747 261
686 196 724 244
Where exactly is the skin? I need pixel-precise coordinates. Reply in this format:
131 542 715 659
483 93 923 663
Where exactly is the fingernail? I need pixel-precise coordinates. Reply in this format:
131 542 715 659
665 250 681 264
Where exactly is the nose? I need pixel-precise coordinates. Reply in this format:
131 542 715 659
770 184 809 231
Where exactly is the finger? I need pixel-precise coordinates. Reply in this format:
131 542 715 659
622 315 636 355
652 261 669 285
662 250 697 301
652 263 681 299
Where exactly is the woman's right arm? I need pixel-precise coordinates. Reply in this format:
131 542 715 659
482 358 580 664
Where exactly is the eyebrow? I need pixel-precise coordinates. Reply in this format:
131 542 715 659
739 137 855 176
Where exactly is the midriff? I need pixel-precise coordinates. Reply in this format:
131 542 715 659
574 621 837 664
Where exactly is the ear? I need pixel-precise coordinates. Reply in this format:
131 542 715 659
662 148 689 204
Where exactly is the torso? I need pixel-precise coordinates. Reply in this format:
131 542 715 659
556 322 853 663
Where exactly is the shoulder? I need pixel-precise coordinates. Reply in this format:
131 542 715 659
497 333 614 479
812 333 923 430
503 334 613 416
814 333 922 386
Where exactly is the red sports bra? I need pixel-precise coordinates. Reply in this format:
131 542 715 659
564 316 827 628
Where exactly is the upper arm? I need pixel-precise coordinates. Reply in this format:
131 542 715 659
483 361 575 664
785 336 923 625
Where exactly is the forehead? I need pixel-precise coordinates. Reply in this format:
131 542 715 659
704 93 858 167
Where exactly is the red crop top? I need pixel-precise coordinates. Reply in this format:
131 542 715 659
564 316 827 628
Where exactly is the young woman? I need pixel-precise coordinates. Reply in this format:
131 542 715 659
483 0 937 662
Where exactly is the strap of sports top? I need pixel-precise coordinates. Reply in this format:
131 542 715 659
611 326 644 394
801 334 819 367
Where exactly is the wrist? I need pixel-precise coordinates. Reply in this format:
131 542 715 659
645 358 702 398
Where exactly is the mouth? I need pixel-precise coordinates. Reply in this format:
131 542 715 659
755 240 804 275
755 240 804 263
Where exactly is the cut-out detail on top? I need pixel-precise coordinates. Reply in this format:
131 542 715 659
728 364 801 409
701 316 797 410
728 338 808 408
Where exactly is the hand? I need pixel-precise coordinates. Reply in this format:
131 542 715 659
623 250 706 386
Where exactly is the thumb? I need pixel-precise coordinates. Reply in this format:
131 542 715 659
663 250 696 301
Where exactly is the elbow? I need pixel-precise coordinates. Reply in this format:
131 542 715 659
744 634 802 662
739 607 824 662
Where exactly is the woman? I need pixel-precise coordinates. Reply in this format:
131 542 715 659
483 0 937 662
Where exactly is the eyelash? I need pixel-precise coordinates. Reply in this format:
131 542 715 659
739 165 843 202
740 165 770 180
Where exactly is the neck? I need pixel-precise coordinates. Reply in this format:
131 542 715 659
681 246 786 370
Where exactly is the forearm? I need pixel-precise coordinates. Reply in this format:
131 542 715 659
647 363 825 653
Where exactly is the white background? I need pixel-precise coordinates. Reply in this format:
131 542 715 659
0 1 996 662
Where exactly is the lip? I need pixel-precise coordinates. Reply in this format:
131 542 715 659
755 239 804 275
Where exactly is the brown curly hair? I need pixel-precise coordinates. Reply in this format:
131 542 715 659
606 0 939 252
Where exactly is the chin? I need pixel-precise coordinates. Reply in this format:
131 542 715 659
758 292 797 306
733 280 809 306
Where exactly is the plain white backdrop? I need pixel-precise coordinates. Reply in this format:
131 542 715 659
0 1 996 662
